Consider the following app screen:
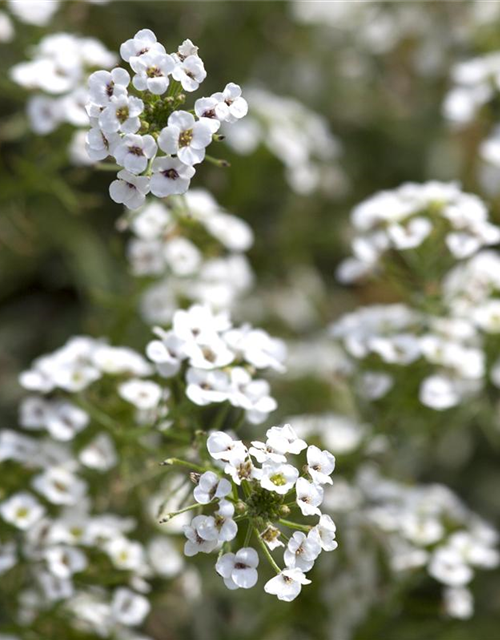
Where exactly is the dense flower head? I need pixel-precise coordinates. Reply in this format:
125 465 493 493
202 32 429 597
166 425 337 601
84 30 248 209
146 303 285 424
336 181 500 284
10 32 116 136
120 190 254 324
353 466 499 617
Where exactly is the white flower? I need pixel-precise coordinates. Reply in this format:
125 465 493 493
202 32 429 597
176 39 199 60
419 375 460 410
79 433 117 471
0 431 37 464
32 468 87 506
309 514 338 552
109 170 150 210
207 431 247 464
88 68 130 107
266 424 307 455
146 328 186 378
186 368 231 406
131 51 175 95
443 586 474 619
306 445 335 486
120 29 166 63
193 471 232 504
284 532 321 573
212 83 248 123
105 537 145 571
0 493 45 530
223 326 287 372
260 462 299 495
229 374 276 425
27 96 61 134
118 379 163 410
215 547 259 590
172 55 206 92
45 401 89 441
45 546 87 579
86 123 121 161
147 537 184 578
196 500 238 542
264 568 311 602
183 516 219 556
8 0 59 26
150 156 196 197
428 547 473 586
194 97 222 133
295 477 324 516
184 333 235 370
113 134 157 174
473 300 500 333
164 237 202 276
111 588 151 626
158 111 212 166
387 217 432 249
99 94 144 134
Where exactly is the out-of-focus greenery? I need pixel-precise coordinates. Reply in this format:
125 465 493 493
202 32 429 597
1 2 500 639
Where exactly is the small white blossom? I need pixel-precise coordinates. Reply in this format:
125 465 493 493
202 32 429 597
216 547 259 590
193 471 232 505
158 111 212 166
264 568 311 602
109 170 150 210
296 477 324 516
113 134 157 174
0 493 45 530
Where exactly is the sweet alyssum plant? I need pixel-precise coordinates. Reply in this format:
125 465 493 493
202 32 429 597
0 29 339 639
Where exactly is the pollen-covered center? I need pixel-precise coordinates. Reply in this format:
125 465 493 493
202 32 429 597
147 65 163 78
270 473 287 487
179 129 194 147
116 106 130 123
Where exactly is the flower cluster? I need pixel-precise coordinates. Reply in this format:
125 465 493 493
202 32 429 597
122 189 254 325
10 32 116 136
85 29 248 209
336 181 500 284
163 426 337 602
223 87 345 195
355 466 499 619
0 336 186 639
146 304 285 424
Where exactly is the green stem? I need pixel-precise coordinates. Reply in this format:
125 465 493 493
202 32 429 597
243 523 253 547
161 458 206 473
254 526 281 574
278 519 312 533
159 500 215 524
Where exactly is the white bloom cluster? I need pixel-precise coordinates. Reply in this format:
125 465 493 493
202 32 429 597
331 303 489 410
223 87 344 195
85 30 247 209
146 304 285 424
170 426 337 602
337 182 500 284
123 189 254 324
356 467 499 619
10 32 117 135
0 336 185 638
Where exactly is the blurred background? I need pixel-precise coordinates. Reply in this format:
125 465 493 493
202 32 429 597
1 1 500 639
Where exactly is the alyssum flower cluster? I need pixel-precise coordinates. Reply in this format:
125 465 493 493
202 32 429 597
161 425 337 602
85 29 248 209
